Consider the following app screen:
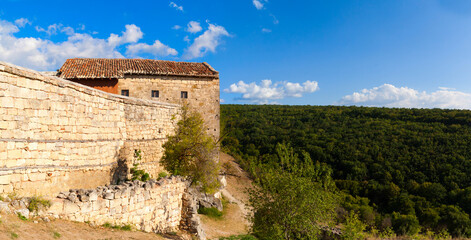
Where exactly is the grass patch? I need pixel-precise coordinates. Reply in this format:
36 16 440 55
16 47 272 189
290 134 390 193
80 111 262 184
28 196 51 213
219 235 258 240
102 222 132 231
16 213 27 221
198 207 223 219
158 172 168 180
53 231 61 238
10 232 18 239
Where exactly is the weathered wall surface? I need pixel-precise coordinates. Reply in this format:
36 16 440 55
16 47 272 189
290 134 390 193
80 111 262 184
46 177 187 233
0 61 179 197
117 75 220 140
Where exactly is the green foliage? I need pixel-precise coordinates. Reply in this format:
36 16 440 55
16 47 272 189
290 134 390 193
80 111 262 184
102 223 132 231
378 227 396 239
157 171 168 180
342 212 366 240
391 212 420 236
130 149 150 182
53 231 61 239
10 232 18 239
17 213 27 221
246 144 339 240
120 225 132 231
161 106 220 193
221 105 471 237
198 207 223 219
249 171 339 240
28 196 52 214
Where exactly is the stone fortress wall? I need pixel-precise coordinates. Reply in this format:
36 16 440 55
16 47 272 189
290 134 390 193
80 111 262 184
0 61 180 197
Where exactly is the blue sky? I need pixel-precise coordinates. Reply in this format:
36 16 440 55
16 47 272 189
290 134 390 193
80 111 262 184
1 0 471 108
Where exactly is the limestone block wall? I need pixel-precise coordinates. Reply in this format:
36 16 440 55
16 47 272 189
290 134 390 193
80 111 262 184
0 61 179 197
117 75 220 140
46 177 187 233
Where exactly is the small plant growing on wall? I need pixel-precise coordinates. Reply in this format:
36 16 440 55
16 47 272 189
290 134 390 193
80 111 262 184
130 149 150 181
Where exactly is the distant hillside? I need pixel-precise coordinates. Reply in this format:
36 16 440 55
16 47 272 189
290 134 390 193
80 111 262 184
221 104 471 237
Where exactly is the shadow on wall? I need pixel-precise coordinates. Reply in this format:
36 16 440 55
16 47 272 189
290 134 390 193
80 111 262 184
110 147 130 184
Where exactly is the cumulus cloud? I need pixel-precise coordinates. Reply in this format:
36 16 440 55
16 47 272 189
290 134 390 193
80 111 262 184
14 18 30 27
224 79 319 104
126 40 177 57
107 24 143 46
0 19 176 70
169 2 183 11
253 0 266 10
338 84 471 109
186 21 202 33
183 23 230 59
261 28 271 33
172 25 181 30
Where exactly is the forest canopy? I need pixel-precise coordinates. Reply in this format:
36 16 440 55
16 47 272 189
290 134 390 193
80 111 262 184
221 104 471 237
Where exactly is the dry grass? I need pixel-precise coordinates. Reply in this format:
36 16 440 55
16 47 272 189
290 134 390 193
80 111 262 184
0 213 170 240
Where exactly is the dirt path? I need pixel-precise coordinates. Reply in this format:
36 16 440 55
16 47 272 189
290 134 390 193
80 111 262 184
199 152 253 239
0 213 174 240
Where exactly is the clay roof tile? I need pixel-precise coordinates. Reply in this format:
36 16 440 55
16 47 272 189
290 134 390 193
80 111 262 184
58 58 218 79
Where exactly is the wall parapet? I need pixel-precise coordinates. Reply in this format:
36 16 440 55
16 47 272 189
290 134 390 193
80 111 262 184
0 61 181 196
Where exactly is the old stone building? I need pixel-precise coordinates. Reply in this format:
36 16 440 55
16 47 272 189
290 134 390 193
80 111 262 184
57 58 220 139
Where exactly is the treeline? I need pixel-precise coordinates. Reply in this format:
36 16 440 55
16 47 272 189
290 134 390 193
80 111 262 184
221 104 471 237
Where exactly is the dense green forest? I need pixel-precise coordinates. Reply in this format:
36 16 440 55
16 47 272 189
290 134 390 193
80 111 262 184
221 105 471 237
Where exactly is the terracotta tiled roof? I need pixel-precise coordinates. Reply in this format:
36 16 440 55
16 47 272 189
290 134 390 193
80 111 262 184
58 58 218 79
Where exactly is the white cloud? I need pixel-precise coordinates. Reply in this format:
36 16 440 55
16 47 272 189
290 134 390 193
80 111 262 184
0 19 176 71
172 25 181 30
224 79 319 104
183 23 230 59
183 35 190 42
0 20 19 34
261 28 272 33
126 40 177 57
14 18 30 27
169 2 183 11
107 24 143 46
338 84 471 109
186 21 202 34
253 0 266 10
61 26 75 36
35 23 63 35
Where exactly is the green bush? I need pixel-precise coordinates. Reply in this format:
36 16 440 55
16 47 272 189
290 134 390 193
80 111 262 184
342 212 366 240
392 212 420 236
161 106 220 193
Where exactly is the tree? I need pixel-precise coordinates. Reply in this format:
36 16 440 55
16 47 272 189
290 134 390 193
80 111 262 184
249 172 339 240
161 106 220 193
248 143 339 240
